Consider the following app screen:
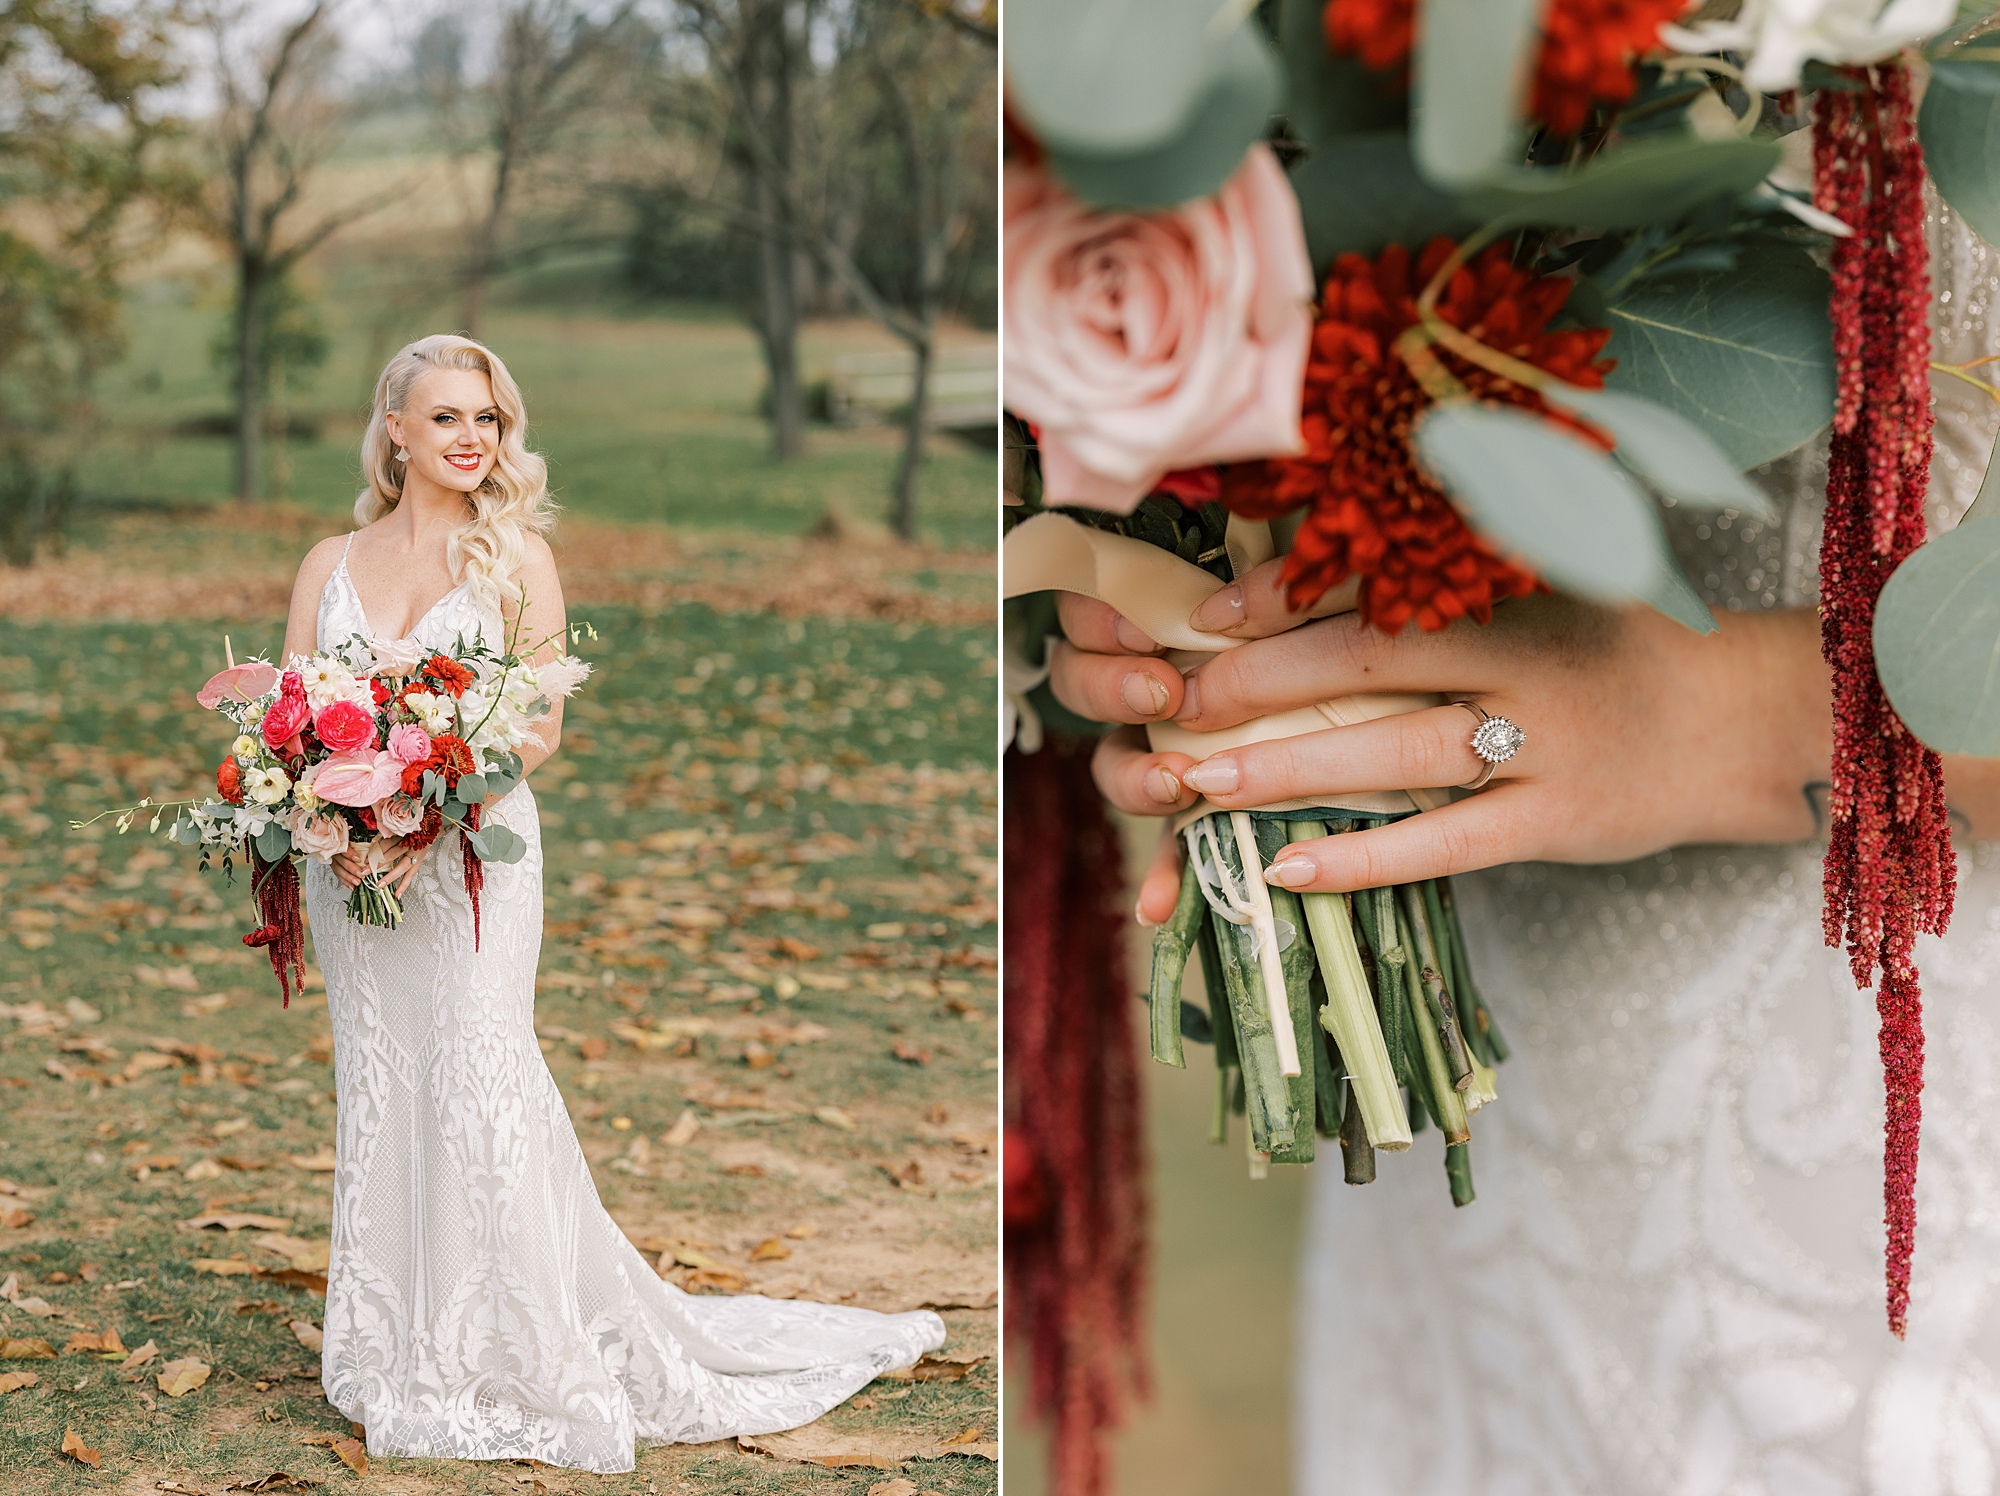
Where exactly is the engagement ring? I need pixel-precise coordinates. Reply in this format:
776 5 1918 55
1453 701 1522 790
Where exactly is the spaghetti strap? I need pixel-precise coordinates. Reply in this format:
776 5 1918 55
340 532 354 563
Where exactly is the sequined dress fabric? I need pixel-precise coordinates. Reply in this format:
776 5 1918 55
301 551 943 1473
1297 206 2000 1495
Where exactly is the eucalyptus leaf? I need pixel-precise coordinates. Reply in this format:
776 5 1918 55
1550 386 1776 519
1458 136 1781 230
1289 132 1476 268
254 823 292 863
1964 424 2000 526
1412 0 1539 188
173 816 202 847
1013 0 1282 208
1642 537 1719 635
455 772 488 805
1278 0 1404 145
465 823 528 866
1921 52 2000 246
1875 517 2000 756
1601 242 1834 470
1411 403 1664 600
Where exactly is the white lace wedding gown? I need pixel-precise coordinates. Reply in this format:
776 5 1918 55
300 540 944 1473
1298 205 2000 1495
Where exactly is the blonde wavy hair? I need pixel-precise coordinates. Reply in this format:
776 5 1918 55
354 334 555 605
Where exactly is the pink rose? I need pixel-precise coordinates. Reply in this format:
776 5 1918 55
1003 144 1314 514
374 795 425 838
290 811 350 863
196 662 279 710
313 750 406 808
261 692 311 751
386 724 433 764
315 698 376 754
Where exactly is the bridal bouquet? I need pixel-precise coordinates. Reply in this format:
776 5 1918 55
1005 0 2000 1388
80 616 592 1005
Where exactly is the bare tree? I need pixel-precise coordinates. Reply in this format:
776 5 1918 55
457 0 636 336
191 1 396 502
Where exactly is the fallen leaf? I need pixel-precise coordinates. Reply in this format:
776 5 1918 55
118 1341 160 1375
0 1370 37 1392
287 1149 337 1172
1 1207 33 1228
224 1476 323 1492
290 1320 323 1353
0 1337 56 1358
916 1289 999 1311
235 1301 283 1317
194 1258 263 1277
784 1222 820 1239
880 1159 928 1191
739 1424 999 1468
867 1482 917 1496
78 1263 100 1283
682 1266 750 1294
253 1234 315 1261
925 1104 949 1125
330 1438 366 1476
660 1108 700 1146
265 1269 328 1295
62 1327 126 1355
158 1356 212 1396
184 1212 291 1232
576 1035 608 1061
878 1351 988 1383
749 1237 792 1262
155 1482 210 1493
212 1118 252 1138
723 1162 766 1177
0 1272 14 1299
11 1295 56 1317
184 1158 225 1181
61 1426 102 1468
124 1051 179 1080
891 1041 930 1066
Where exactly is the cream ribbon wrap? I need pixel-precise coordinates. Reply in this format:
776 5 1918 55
1001 511 1455 825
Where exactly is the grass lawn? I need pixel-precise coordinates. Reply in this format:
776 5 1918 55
75 277 995 552
0 597 998 1494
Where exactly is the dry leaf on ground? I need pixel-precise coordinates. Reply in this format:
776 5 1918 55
158 1357 212 1396
891 1041 931 1065
62 1327 126 1355
749 1237 792 1262
814 1106 857 1131
739 1423 999 1469
683 1266 750 1294
1 1206 33 1228
301 1433 367 1476
118 1340 159 1376
184 1212 291 1232
0 1337 56 1358
867 1482 919 1496
784 1223 820 1239
194 1258 262 1277
660 1109 699 1146
290 1320 323 1353
61 1427 102 1467
286 1149 337 1172
9 1294 57 1316
0 1370 38 1392
264 1269 328 1294
224 1476 323 1492
878 1351 988 1383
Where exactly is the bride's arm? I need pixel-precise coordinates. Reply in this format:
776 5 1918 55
281 537 348 667
497 533 568 786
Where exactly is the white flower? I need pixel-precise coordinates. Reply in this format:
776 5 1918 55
244 765 292 806
1663 0 1958 92
297 656 370 711
367 635 425 678
244 702 265 726
402 688 456 735
232 735 259 761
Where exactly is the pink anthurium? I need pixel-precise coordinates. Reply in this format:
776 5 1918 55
196 662 280 710
312 750 407 808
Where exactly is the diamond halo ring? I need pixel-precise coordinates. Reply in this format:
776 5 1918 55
1452 701 1522 791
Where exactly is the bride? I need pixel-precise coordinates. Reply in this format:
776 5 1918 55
277 334 943 1472
1049 207 2000 1491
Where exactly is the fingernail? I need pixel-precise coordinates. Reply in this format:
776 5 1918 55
1135 900 1161 929
1112 616 1158 653
1146 767 1183 805
1182 759 1239 796
1122 672 1170 718
1264 856 1316 889
1190 584 1247 634
1175 673 1199 721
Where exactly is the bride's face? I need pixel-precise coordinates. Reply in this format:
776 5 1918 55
388 368 502 494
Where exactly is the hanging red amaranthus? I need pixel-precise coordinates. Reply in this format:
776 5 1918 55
463 803 485 951
248 848 306 1008
1005 739 1147 1496
1813 63 1956 1339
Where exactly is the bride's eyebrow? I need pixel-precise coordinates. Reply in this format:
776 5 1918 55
427 405 501 417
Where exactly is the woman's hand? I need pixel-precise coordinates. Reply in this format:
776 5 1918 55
330 836 432 897
1140 594 1831 894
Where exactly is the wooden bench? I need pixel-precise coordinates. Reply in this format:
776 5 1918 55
827 345 997 431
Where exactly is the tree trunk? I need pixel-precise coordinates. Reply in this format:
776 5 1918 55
235 256 265 503
890 330 932 542
756 174 805 460
462 165 511 337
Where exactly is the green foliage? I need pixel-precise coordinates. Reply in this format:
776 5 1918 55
1875 496 2000 758
1006 0 1281 207
1276 0 1404 145
1599 242 1835 471
1288 133 1474 270
1410 0 1539 188
205 272 331 402
1455 135 1781 231
1920 47 2000 247
1554 386 1775 519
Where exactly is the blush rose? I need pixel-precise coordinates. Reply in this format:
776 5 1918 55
387 724 433 764
1003 143 1315 514
290 811 351 863
374 795 426 838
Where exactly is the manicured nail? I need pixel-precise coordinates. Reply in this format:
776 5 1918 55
1190 584 1246 634
1182 759 1239 796
1264 857 1316 889
1121 672 1171 718
1112 616 1158 654
1146 767 1183 805
1135 900 1161 928
1175 673 1199 721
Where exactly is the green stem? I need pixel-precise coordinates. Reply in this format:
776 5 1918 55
1445 1141 1476 1208
1398 883 1475 1093
1340 1078 1377 1186
1149 859 1205 1067
1398 900 1470 1145
1438 878 1509 1063
1215 908 1299 1157
1287 822 1411 1153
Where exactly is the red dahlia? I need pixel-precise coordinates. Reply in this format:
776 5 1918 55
1220 237 1614 632
1325 0 1688 136
216 757 245 805
423 654 476 698
427 733 476 784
